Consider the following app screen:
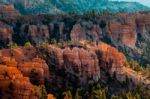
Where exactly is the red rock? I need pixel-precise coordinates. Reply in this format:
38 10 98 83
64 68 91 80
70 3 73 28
0 5 20 19
0 47 50 85
18 58 49 84
107 20 137 48
0 5 16 11
71 24 86 42
97 42 126 74
0 22 13 45
0 66 40 99
28 25 49 44
47 46 100 84
136 14 150 33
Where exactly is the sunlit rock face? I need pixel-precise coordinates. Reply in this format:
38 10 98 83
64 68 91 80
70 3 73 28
96 42 126 74
0 47 50 85
0 66 40 99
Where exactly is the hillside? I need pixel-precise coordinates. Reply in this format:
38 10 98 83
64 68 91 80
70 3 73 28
0 3 150 99
0 0 149 14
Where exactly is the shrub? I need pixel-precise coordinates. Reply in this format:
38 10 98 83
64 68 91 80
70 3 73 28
24 42 32 47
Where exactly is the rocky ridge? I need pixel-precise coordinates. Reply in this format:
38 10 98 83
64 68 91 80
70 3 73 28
0 42 149 98
0 0 149 14
0 10 149 65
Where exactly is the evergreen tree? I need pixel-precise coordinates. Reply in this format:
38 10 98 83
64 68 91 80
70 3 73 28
39 85 47 99
63 90 72 99
111 95 118 99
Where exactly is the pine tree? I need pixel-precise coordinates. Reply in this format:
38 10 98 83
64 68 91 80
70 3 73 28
39 85 47 99
75 89 82 99
63 90 72 99
111 95 118 99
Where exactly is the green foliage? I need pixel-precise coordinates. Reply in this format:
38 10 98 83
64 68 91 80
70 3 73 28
111 95 119 99
75 89 82 99
90 89 106 99
145 65 150 77
135 83 142 93
11 0 150 15
62 90 72 99
24 42 32 47
90 84 106 99
37 41 49 48
57 39 66 48
58 79 149 99
125 75 130 87
8 43 19 49
125 92 141 99
84 10 97 20
39 85 47 99
51 38 57 44
126 92 133 99
129 59 150 77
129 60 142 73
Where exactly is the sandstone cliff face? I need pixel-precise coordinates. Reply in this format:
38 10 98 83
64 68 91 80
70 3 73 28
107 22 137 48
0 47 50 85
0 5 20 19
0 11 149 50
71 22 102 42
28 25 49 45
41 45 101 85
96 42 126 75
0 66 40 99
0 22 13 48
136 13 150 32
0 10 149 98
136 13 150 41
0 42 149 98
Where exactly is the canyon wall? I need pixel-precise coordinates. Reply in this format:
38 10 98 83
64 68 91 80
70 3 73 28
0 5 20 19
0 11 149 49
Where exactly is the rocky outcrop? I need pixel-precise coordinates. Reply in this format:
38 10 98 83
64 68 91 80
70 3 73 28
136 14 150 41
0 22 13 48
18 58 49 85
0 66 40 99
71 22 102 42
0 11 149 50
106 15 137 48
0 47 50 85
0 5 20 19
96 42 127 75
28 25 49 45
42 45 101 85
0 11 149 68
136 14 150 33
